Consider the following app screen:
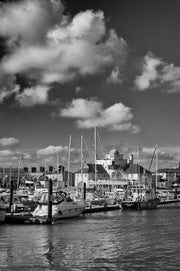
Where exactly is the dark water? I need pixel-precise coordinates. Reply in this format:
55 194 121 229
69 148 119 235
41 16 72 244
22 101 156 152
0 207 180 271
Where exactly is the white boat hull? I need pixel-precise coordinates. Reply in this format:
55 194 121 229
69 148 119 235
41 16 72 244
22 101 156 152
33 201 85 219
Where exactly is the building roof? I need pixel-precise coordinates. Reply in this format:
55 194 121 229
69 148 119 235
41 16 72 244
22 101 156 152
109 149 119 155
76 163 109 175
125 164 151 175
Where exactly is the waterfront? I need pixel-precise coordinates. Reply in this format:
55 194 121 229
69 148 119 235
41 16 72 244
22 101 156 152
0 208 180 270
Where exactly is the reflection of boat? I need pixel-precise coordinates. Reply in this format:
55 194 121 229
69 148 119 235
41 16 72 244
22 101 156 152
33 191 85 219
0 196 6 223
121 186 159 210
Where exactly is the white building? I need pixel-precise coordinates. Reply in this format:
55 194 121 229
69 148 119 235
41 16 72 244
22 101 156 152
96 149 129 187
125 164 153 189
75 149 130 191
75 163 110 189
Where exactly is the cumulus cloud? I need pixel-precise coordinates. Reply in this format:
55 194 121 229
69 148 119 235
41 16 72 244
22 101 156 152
0 0 64 44
0 1 128 106
160 64 180 93
0 137 20 147
36 145 69 157
107 66 123 84
134 52 162 91
15 85 50 107
0 150 31 161
60 98 139 133
141 147 175 164
134 51 180 93
75 86 83 94
0 150 15 157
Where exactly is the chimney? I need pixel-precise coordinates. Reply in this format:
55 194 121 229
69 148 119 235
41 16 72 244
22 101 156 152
129 154 134 165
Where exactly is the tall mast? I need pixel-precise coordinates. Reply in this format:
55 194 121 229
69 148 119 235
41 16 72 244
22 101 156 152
17 153 22 189
67 134 71 187
56 153 59 174
155 144 158 191
81 134 84 183
138 147 140 183
94 127 97 187
2 159 5 186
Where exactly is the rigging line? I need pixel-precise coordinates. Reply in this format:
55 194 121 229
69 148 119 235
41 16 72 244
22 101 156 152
149 145 157 171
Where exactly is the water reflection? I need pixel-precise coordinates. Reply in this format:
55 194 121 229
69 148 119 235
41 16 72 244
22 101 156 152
1 209 180 270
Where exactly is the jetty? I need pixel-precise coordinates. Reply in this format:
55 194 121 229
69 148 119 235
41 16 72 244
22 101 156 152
158 199 180 207
4 204 121 225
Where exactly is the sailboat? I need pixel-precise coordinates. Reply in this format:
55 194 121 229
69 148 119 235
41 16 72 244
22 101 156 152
121 146 159 210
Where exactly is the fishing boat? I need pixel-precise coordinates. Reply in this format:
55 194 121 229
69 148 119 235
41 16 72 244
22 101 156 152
121 145 159 210
33 190 85 219
0 196 6 223
121 185 159 210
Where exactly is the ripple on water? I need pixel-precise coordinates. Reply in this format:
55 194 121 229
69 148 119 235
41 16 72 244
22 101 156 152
0 209 180 270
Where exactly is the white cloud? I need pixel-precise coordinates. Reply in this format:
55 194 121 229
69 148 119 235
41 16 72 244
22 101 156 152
0 137 20 147
0 150 31 161
61 98 102 119
37 145 69 157
75 86 83 94
0 0 64 44
60 98 139 133
15 85 50 107
0 1 128 106
107 66 123 84
134 52 180 93
161 64 180 93
0 150 15 157
134 52 162 91
141 147 175 162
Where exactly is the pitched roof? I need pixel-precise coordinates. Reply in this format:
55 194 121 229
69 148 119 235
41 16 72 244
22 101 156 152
76 163 109 175
125 164 151 174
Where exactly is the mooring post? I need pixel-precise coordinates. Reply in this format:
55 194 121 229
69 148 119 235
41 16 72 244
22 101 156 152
83 182 86 201
48 178 53 221
9 179 13 213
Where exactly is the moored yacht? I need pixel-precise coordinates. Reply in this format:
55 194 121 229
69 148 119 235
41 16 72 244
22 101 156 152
121 185 159 210
33 191 85 219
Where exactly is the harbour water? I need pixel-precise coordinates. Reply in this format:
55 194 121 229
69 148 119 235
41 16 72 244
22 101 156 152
0 208 180 271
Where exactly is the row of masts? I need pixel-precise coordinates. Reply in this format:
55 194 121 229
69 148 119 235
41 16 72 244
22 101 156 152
1 127 159 190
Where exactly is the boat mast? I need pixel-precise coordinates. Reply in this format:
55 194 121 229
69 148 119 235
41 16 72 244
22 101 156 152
94 127 97 188
81 134 84 184
155 144 158 192
67 134 71 187
138 147 141 184
2 159 5 187
17 153 22 189
56 153 59 174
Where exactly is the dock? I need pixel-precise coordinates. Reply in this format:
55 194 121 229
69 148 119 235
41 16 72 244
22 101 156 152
83 204 120 214
4 205 121 225
158 199 180 207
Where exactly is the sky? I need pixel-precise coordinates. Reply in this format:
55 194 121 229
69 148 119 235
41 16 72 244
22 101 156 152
0 0 180 172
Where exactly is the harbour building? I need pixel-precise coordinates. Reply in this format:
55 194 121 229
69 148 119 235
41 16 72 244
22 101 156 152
75 149 131 191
